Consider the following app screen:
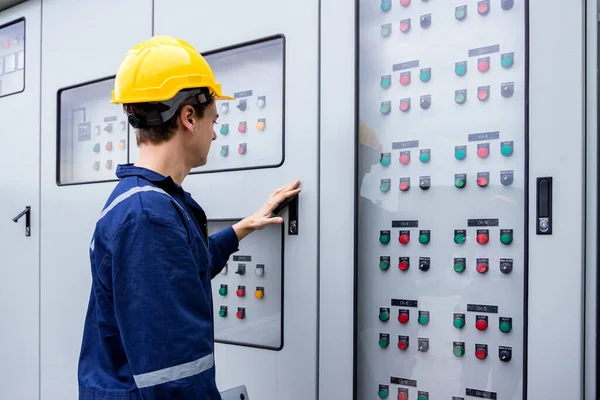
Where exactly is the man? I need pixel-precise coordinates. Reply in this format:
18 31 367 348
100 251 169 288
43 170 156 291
77 35 301 399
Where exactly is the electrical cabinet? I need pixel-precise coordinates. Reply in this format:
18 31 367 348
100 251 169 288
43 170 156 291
0 0 595 399
0 3 41 399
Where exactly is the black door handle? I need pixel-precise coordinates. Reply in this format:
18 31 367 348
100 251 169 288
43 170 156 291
12 206 31 237
272 194 299 235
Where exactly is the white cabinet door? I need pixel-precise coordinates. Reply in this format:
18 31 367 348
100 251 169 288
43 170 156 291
0 1 41 399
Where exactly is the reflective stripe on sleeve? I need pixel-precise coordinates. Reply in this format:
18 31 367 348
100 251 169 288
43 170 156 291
133 352 215 389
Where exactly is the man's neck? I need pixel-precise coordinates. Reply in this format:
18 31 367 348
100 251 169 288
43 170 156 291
134 142 190 186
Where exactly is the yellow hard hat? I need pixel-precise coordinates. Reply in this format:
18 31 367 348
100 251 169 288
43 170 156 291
111 35 234 105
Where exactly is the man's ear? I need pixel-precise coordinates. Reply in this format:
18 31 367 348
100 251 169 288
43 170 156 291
179 105 196 131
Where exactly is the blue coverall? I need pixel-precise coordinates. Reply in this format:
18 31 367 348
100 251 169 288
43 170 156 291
78 164 240 399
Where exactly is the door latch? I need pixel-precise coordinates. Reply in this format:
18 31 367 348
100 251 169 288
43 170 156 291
12 206 31 237
273 194 299 235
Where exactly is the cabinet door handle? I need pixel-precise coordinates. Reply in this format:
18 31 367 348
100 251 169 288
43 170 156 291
12 206 31 237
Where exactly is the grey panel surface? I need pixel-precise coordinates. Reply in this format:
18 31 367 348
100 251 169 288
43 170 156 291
0 0 25 12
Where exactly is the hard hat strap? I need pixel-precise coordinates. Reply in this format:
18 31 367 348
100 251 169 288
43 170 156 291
127 88 214 129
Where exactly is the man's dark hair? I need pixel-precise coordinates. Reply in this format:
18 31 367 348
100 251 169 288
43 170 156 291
123 99 214 146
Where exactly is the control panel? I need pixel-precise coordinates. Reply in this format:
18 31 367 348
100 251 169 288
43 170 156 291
57 77 129 185
356 1 525 399
129 35 285 173
208 220 284 350
0 18 25 97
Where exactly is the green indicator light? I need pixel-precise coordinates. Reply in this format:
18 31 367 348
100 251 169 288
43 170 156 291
418 396 427 400
501 145 513 156
379 389 389 399
453 317 465 329
419 234 430 244
380 102 391 114
379 233 390 244
454 234 465 244
419 152 430 163
379 311 390 322
381 25 391 37
220 125 229 135
500 321 512 333
453 346 464 357
418 314 429 325
381 0 391 11
218 309 227 318
379 260 389 270
218 287 227 296
381 77 391 89
380 181 390 192
455 178 466 188
454 263 465 273
220 147 228 157
455 8 466 20
455 149 466 160
455 64 466 76
380 155 391 166
500 233 513 244
502 55 514 68
379 337 389 348
420 70 431 82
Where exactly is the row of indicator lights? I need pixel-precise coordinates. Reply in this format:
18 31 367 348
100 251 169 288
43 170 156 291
380 257 514 274
380 0 514 14
454 172 514 188
380 54 514 89
92 141 126 153
378 310 512 332
378 336 512 359
219 119 266 135
380 142 513 166
218 284 265 300
93 160 113 171
93 122 127 135
381 171 514 191
217 306 247 320
380 83 514 114
377 387 429 400
2 37 24 48
382 388 429 400
379 229 513 245
220 143 248 156
382 69 432 88
220 96 267 114
221 263 265 277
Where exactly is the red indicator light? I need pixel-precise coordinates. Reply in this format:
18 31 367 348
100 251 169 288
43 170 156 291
398 261 409 271
477 176 488 187
476 263 488 274
400 100 410 112
398 312 409 324
400 0 410 6
478 60 490 73
399 181 409 191
399 234 410 244
399 154 410 165
475 348 487 359
236 311 245 319
477 89 489 101
398 393 408 400
477 147 489 158
236 288 245 297
476 319 488 331
3 41 9 48
398 340 408 350
476 233 489 244
400 74 411 86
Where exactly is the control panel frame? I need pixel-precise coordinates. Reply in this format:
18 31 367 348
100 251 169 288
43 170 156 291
0 16 26 99
55 74 126 186
188 33 287 176
209 217 286 351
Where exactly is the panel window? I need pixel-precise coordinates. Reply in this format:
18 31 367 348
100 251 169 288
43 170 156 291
0 18 25 98
57 77 129 185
